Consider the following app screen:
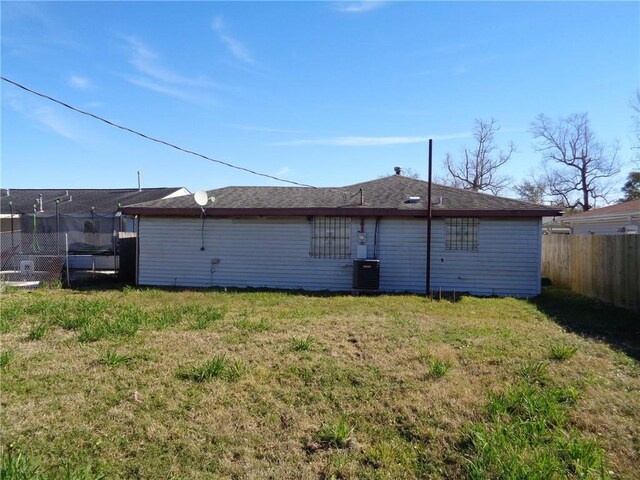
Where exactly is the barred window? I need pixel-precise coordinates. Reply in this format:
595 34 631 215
445 218 479 251
310 217 351 258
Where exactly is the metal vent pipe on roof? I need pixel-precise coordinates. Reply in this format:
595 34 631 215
137 171 142 191
394 166 402 175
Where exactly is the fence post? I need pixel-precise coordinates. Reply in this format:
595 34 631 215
65 233 70 287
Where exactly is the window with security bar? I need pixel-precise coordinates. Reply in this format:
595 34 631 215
310 217 351 258
445 218 479 251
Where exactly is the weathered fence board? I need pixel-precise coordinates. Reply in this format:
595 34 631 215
542 234 640 311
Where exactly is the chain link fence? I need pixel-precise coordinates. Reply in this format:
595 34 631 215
2 212 128 287
1 232 67 285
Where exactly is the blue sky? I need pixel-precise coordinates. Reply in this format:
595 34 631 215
2 1 639 198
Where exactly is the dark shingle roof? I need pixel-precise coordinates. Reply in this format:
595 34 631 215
0 188 186 215
123 176 560 218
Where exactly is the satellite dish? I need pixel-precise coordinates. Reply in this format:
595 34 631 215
209 196 216 204
194 190 208 207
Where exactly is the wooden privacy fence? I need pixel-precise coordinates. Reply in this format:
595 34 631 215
118 232 137 284
542 234 640 311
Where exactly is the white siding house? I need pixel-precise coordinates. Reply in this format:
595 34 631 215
543 199 640 235
126 175 559 298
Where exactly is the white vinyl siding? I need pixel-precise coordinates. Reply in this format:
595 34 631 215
431 218 542 297
138 216 542 297
570 219 639 235
138 217 353 290
375 217 541 296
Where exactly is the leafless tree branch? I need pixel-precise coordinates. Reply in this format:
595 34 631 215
443 118 514 194
530 113 620 211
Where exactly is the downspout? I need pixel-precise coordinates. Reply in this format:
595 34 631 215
373 217 380 259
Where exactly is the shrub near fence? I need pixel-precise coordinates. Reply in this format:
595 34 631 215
542 234 640 311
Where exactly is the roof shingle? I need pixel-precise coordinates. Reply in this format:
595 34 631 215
0 188 186 215
123 176 560 217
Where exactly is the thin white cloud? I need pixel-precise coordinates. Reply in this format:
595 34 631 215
232 124 306 134
83 101 104 109
2 2 82 54
68 75 91 90
119 35 222 102
122 36 212 87
422 41 485 57
125 77 199 102
34 106 77 139
272 132 471 147
333 1 387 14
211 16 254 64
274 166 291 177
6 92 77 140
452 65 468 76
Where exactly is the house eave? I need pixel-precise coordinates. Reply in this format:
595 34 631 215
121 207 560 218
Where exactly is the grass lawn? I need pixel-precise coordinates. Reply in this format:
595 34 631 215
1 285 638 479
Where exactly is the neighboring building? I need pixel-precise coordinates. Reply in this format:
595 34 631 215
543 199 640 235
123 175 560 297
0 187 189 270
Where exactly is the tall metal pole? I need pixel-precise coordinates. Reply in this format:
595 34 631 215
9 201 14 248
426 139 433 296
9 201 16 271
55 199 60 254
65 233 70 287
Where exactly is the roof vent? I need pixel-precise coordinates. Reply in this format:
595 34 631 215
394 166 402 175
406 196 421 204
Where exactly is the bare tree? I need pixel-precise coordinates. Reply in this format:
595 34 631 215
400 167 421 179
530 113 620 211
444 118 514 195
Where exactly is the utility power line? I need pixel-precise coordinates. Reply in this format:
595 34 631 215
1 76 316 188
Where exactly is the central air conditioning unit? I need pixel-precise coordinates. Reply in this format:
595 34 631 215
353 259 380 290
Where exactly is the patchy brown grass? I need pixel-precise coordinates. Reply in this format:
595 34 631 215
1 286 638 478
